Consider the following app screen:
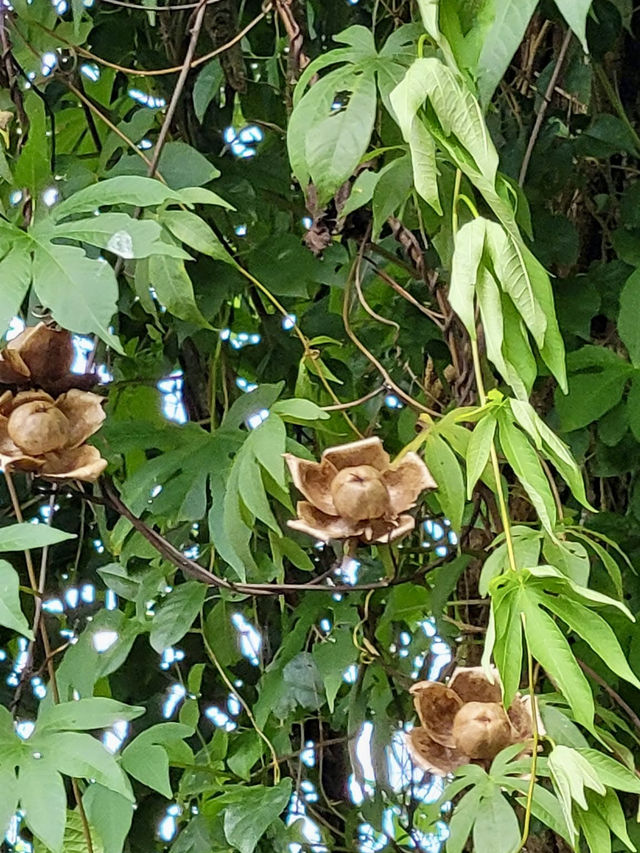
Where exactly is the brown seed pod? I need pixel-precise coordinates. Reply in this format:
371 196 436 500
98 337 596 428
451 701 514 759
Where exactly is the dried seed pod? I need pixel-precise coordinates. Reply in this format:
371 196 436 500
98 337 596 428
285 437 436 543
451 701 514 759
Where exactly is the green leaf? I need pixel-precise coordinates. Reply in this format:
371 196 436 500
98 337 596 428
539 703 589 749
577 748 640 792
37 697 145 732
238 450 280 533
53 176 184 220
223 779 292 853
31 241 122 351
492 592 523 708
271 399 329 422
148 254 210 327
619 269 640 367
371 155 413 235
498 414 557 534
392 57 498 182
0 559 31 638
193 59 224 122
466 413 496 498
35 731 133 800
484 220 547 346
449 218 486 338
83 786 134 853
339 169 381 219
388 66 442 213
0 765 18 839
150 581 207 653
122 723 192 798
290 66 377 204
510 399 593 509
577 805 612 853
475 0 538 105
541 595 640 689
424 431 465 532
19 759 67 853
445 786 483 853
591 787 637 851
0 245 31 337
250 413 287 487
34 809 104 853
555 0 593 51
160 209 233 263
555 348 632 431
472 786 520 853
0 522 75 550
312 628 359 712
14 93 49 196
51 214 182 260
522 600 594 729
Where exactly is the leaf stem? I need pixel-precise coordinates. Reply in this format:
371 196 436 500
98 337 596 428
4 470 94 853
516 612 539 852
201 616 280 783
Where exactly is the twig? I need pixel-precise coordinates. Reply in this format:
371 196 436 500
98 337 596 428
518 27 573 186
99 478 447 594
29 7 271 78
343 246 439 416
578 659 640 733
322 386 385 411
147 0 209 179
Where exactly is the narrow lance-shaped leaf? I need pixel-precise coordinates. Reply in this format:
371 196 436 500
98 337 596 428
449 218 486 337
424 431 465 532
522 600 595 730
484 220 547 345
497 413 557 535
466 412 496 498
540 594 640 690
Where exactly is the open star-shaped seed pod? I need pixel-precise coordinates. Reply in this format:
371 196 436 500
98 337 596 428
284 437 436 543
0 389 107 482
406 667 539 776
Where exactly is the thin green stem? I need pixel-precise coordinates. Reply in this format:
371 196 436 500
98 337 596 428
201 614 280 783
516 613 539 852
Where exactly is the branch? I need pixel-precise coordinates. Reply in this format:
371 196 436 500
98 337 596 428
99 479 447 596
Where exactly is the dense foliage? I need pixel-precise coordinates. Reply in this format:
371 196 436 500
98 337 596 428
1 0 640 851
